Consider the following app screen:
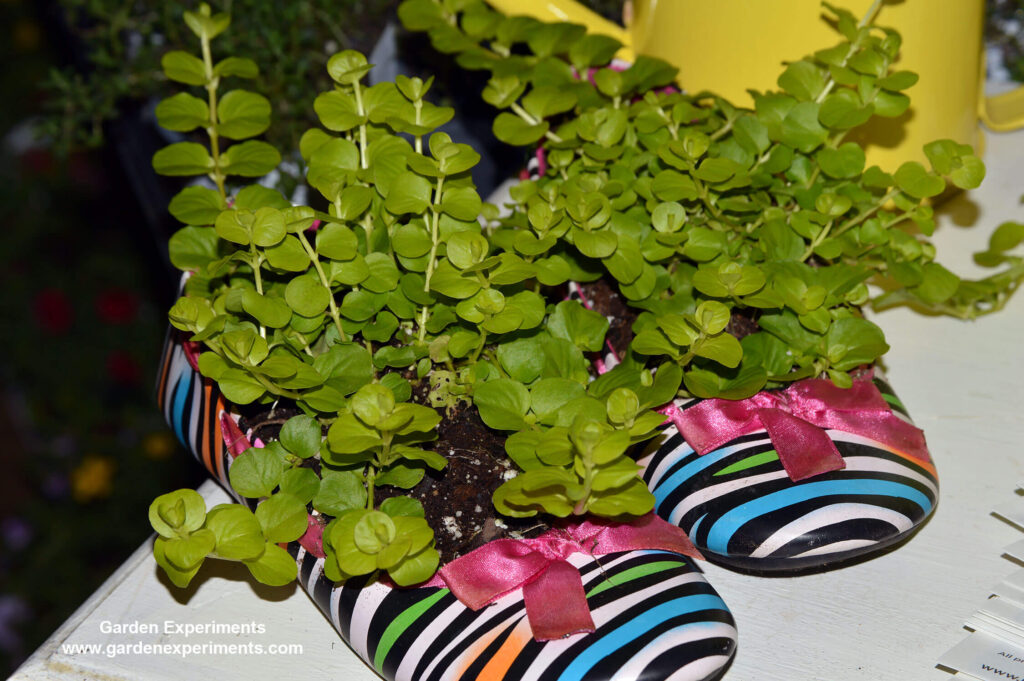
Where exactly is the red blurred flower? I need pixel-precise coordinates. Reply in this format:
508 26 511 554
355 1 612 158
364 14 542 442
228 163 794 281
96 289 139 325
33 288 73 334
106 351 141 384
18 149 55 177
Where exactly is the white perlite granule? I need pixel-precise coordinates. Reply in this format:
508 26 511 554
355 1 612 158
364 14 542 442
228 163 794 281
442 516 462 539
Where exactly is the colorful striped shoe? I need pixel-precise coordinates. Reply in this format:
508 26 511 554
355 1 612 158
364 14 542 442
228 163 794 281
157 328 738 681
638 373 938 573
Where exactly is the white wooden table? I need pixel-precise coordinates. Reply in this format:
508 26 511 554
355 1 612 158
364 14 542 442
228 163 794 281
10 128 1024 681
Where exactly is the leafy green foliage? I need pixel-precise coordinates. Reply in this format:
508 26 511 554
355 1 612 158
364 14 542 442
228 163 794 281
493 388 662 520
399 0 1024 400
322 503 439 586
149 489 297 587
148 3 659 576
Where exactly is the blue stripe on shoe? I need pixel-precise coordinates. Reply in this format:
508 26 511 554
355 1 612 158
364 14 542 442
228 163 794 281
653 446 741 514
171 369 192 447
704 479 934 556
557 594 729 681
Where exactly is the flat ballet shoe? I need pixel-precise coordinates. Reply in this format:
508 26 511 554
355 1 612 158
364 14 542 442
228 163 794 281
637 372 938 573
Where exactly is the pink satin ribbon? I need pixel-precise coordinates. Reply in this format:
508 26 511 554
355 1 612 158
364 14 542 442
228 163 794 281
436 514 702 641
661 376 930 482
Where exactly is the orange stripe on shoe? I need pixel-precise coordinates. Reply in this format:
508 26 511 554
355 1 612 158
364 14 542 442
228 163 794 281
475 618 533 680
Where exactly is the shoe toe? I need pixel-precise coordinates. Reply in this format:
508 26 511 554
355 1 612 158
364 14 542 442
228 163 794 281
298 548 736 681
640 421 938 572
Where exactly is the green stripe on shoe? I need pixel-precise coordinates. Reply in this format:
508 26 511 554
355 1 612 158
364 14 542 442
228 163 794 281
882 393 906 412
714 450 780 476
586 560 681 598
374 589 449 671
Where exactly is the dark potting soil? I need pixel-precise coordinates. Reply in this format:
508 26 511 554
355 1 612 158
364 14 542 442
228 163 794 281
577 279 636 358
238 405 305 446
377 403 548 564
726 306 761 340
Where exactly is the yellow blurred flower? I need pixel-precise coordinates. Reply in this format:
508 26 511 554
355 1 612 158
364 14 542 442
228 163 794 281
143 431 176 461
71 455 116 503
13 19 40 51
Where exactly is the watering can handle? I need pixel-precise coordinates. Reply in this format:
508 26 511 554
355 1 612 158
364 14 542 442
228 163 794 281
981 84 1024 132
484 0 636 62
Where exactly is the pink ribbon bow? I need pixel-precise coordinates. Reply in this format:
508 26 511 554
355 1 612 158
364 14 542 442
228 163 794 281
662 375 930 482
436 513 701 641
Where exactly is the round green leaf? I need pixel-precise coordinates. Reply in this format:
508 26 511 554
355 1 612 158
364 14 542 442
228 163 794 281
152 142 213 176
155 93 209 132
214 56 258 79
572 227 617 259
216 90 271 140
285 273 331 317
251 207 286 247
384 171 432 214
168 226 220 271
894 161 945 199
220 140 281 177
255 493 308 543
161 51 206 86
169 186 224 225
474 378 530 431
244 542 297 586
317 223 359 260
265 236 311 272
816 142 866 179
280 415 321 459
362 253 401 293
492 112 549 146
229 446 286 498
313 470 367 515
327 50 372 85
279 467 320 504
241 290 292 328
205 504 265 560
950 155 985 190
149 489 207 538
393 223 433 258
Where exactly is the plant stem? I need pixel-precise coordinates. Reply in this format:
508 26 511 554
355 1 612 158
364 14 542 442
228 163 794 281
510 102 564 144
423 175 445 292
470 329 488 362
815 0 885 104
572 451 595 515
831 189 898 241
365 466 376 511
251 369 302 400
353 80 368 169
249 247 267 338
414 97 423 155
801 220 835 261
199 33 226 200
417 305 429 343
296 230 348 342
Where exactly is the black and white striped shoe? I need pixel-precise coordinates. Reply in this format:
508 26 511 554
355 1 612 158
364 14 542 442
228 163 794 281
638 375 939 573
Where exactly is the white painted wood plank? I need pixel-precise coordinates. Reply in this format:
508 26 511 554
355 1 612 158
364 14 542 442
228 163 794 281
10 129 1024 681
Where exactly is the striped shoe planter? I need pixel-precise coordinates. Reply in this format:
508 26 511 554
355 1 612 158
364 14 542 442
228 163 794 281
638 377 939 572
157 327 738 681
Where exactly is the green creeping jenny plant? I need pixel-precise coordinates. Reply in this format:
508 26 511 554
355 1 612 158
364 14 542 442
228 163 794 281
401 0 1024 400
150 4 667 590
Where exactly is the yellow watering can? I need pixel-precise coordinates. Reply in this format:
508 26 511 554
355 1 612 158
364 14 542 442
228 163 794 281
485 0 1024 170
